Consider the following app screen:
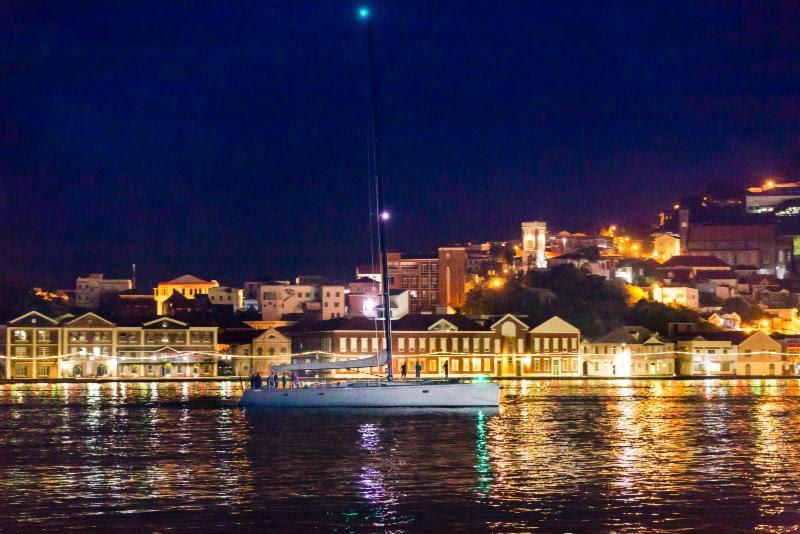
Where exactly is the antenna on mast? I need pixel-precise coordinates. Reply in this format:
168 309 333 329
359 6 394 381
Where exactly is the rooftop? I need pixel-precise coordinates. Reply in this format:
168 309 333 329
160 274 217 286
660 255 731 268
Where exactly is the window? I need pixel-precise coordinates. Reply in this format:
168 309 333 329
452 359 460 372
13 330 28 342
534 358 541 372
544 359 551 371
419 338 426 351
350 337 358 352
544 338 550 351
360 338 368 352
398 338 405 351
371 337 379 352
463 338 469 353
484 338 490 352
409 338 416 351
428 360 436 372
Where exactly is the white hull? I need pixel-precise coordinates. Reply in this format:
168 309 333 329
239 382 499 408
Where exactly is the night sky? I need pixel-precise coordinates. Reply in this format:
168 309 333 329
2 1 799 287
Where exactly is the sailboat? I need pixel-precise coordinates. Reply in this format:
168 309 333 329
239 8 499 408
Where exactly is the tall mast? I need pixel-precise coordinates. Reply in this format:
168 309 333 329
359 7 393 380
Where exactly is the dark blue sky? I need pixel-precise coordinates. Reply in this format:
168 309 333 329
1 1 799 287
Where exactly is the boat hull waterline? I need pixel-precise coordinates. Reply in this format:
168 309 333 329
239 382 500 408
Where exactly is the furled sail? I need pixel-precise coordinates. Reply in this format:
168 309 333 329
272 350 388 372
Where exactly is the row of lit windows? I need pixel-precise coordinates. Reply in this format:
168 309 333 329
8 329 213 346
338 336 578 354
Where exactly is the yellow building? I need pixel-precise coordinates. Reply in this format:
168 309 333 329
154 274 219 314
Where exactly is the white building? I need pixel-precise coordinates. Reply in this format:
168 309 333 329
259 282 346 321
208 286 244 312
582 326 676 377
652 285 700 309
75 274 132 309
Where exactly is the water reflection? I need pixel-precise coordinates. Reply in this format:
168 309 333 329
2 380 800 530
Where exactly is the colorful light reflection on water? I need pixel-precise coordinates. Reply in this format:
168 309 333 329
2 379 800 530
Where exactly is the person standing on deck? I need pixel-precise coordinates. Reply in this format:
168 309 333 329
254 372 263 390
281 373 287 389
415 361 422 381
401 362 407 382
442 361 449 379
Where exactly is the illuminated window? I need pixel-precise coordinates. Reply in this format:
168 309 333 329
534 359 541 371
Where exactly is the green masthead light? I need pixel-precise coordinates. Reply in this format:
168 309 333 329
357 6 370 19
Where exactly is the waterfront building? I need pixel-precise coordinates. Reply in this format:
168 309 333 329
114 317 218 378
75 274 133 309
582 326 676 377
282 313 581 378
4 311 63 379
154 275 219 315
62 312 116 377
676 331 789 376
2 311 219 379
218 327 292 376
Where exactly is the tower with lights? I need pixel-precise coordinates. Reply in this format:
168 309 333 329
521 221 547 271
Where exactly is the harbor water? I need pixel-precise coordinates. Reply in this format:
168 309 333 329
2 379 800 531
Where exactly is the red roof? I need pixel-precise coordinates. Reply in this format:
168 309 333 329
689 225 774 241
660 255 730 268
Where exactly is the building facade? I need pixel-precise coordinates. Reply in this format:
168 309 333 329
75 274 133 309
259 283 346 321
154 275 219 315
521 221 547 270
3 311 218 379
283 313 582 378
218 327 292 376
583 326 676 377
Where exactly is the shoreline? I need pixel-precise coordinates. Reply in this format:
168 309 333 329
0 375 797 384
